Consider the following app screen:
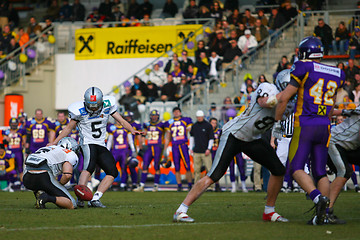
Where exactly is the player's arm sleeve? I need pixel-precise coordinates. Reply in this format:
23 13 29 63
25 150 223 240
107 96 118 115
6 158 15 172
127 134 136 152
289 61 306 86
189 136 194 150
106 134 114 150
207 139 214 150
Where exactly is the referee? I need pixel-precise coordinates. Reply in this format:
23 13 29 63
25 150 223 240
189 110 214 184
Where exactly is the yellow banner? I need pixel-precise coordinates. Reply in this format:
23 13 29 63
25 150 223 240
75 25 202 60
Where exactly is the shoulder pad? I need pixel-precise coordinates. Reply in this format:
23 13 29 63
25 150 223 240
68 101 87 117
168 119 174 125
109 124 117 132
257 83 278 97
4 129 9 135
30 118 36 124
134 120 140 125
55 121 61 126
103 95 116 108
145 122 150 127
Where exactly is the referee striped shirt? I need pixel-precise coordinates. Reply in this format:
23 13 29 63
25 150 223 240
281 113 294 137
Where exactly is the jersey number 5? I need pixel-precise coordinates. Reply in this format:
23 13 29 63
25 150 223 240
91 121 102 138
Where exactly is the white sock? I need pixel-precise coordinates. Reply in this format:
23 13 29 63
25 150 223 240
176 203 189 214
140 182 145 187
92 191 103 201
283 181 288 188
264 205 275 214
241 181 246 189
231 182 236 189
120 183 126 187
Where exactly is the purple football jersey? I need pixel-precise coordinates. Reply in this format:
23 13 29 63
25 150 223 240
2 128 26 152
107 124 130 150
165 117 192 145
143 121 166 146
54 119 69 137
25 118 55 152
212 128 221 151
290 60 345 127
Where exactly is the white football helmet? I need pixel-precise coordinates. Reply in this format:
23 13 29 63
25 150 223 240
58 137 79 153
84 87 103 115
275 69 291 92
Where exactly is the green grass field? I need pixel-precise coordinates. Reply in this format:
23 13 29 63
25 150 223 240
0 190 359 240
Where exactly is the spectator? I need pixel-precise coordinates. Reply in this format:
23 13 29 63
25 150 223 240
118 86 138 116
42 18 54 36
241 8 256 28
86 7 106 27
257 9 268 26
233 90 246 110
221 97 236 123
276 55 289 73
161 74 177 101
72 0 86 21
59 0 73 22
345 59 360 85
0 0 8 30
149 63 166 87
8 4 19 28
221 17 232 39
332 21 350 55
290 47 299 64
6 37 19 55
240 74 257 93
112 5 124 22
183 0 199 21
268 8 286 35
208 51 222 79
337 62 345 70
127 0 140 18
2 24 16 51
179 50 194 74
279 0 298 22
27 16 42 38
210 1 223 21
171 63 185 84
207 102 221 122
189 110 214 184
18 27 29 48
199 0 212 9
349 26 360 59
198 5 211 23
99 0 113 20
45 0 60 21
175 75 191 101
257 74 268 85
208 29 228 56
161 0 178 18
314 18 333 55
227 8 242 26
222 39 242 69
187 64 205 85
164 53 180 74
238 23 246 36
251 19 269 44
237 29 258 55
131 76 148 97
195 52 209 80
133 89 146 104
349 82 360 106
227 29 239 42
195 40 208 61
146 81 159 102
139 0 153 19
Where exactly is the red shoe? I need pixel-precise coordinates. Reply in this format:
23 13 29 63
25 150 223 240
263 212 289 222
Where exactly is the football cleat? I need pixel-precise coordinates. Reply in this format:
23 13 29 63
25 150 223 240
88 200 106 208
325 213 346 224
173 212 195 223
152 185 159 192
355 186 360 193
263 212 289 222
315 196 330 225
241 186 248 193
177 186 182 192
293 187 300 193
133 186 144 192
37 193 48 209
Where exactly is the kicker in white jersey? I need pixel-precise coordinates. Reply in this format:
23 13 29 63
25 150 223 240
68 95 117 146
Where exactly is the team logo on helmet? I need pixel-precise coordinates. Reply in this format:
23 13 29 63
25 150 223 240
90 95 96 102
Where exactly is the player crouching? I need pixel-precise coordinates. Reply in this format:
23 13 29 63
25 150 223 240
23 137 80 209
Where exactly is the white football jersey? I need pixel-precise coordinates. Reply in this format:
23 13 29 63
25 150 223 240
26 145 78 177
68 95 117 146
223 83 279 142
330 114 360 151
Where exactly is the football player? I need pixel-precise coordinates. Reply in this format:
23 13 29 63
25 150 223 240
25 109 55 154
54 111 69 138
173 71 291 223
133 110 166 192
50 87 142 208
2 118 26 186
229 154 247 193
106 118 137 191
209 118 222 192
325 107 360 224
273 36 345 225
0 144 17 192
23 138 79 209
163 107 193 192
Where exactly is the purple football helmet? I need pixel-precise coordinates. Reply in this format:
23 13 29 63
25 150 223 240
298 36 324 60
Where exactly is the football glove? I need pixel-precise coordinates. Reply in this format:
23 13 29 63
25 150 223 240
272 121 283 140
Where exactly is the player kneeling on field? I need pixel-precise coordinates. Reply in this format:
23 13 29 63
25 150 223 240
23 137 79 209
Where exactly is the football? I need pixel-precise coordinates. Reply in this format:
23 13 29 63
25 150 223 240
74 185 93 201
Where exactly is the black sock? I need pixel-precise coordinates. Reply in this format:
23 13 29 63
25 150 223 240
47 195 56 204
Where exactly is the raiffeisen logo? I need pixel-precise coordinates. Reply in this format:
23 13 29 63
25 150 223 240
107 39 173 55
